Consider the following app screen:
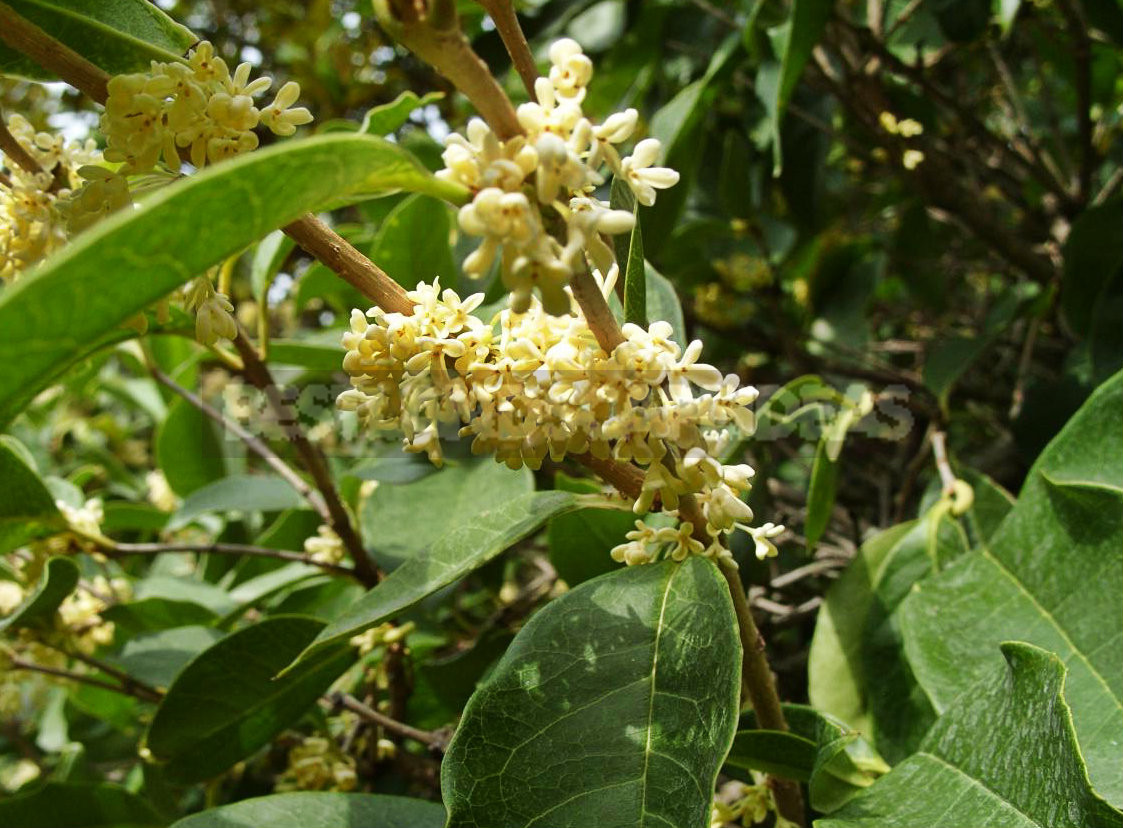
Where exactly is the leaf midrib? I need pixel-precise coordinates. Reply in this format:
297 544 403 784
638 564 676 827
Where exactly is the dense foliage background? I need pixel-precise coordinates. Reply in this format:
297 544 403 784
0 0 1120 826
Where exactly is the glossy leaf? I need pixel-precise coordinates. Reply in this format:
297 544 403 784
171 792 446 828
0 134 468 427
0 781 162 828
729 704 888 813
170 474 306 529
1061 198 1123 333
820 643 1123 828
250 230 295 301
805 437 838 548
0 0 194 80
442 558 741 828
294 490 577 667
0 556 79 632
360 458 532 571
100 598 219 640
145 616 354 783
901 371 1123 804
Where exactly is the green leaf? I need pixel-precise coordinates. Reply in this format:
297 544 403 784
547 473 628 586
0 134 469 428
730 704 889 813
0 781 162 828
1062 197 1123 334
267 340 345 372
0 0 195 80
757 0 834 172
171 792 446 828
368 194 458 291
156 397 227 497
820 643 1123 828
293 490 577 670
0 557 79 633
442 558 741 828
0 435 62 551
250 230 296 301
170 474 306 529
360 458 532 571
609 176 646 327
134 576 237 617
807 502 970 760
609 263 686 348
114 625 225 688
805 437 838 548
901 371 1123 805
100 598 219 640
144 616 354 783
360 91 445 136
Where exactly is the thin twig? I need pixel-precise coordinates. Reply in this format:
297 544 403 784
331 692 449 752
0 109 46 179
232 330 379 588
106 540 359 580
63 649 164 701
930 430 956 494
884 0 923 38
1093 166 1123 206
147 362 330 522
477 0 538 97
8 655 151 700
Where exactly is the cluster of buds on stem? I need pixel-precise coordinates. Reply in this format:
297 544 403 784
437 39 678 313
339 278 781 567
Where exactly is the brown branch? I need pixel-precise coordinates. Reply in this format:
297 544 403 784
375 0 522 140
331 692 449 752
63 649 164 702
283 215 413 315
0 3 109 103
8 655 154 701
0 110 46 179
147 362 330 521
569 266 625 353
106 540 359 581
476 0 538 97
232 330 380 588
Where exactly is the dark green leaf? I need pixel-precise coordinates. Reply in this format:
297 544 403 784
145 616 355 783
547 473 628 586
1062 198 1123 333
0 557 79 632
170 475 306 529
820 643 1123 828
101 598 219 640
171 792 446 828
609 176 645 327
442 558 741 828
114 625 225 688
805 437 838 548
0 435 61 526
294 490 577 670
360 458 532 571
901 371 1123 805
368 194 458 291
0 134 468 427
156 397 227 497
0 781 162 828
250 230 296 301
0 0 194 80
757 0 834 172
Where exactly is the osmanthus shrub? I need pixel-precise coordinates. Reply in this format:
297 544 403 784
0 1 1119 827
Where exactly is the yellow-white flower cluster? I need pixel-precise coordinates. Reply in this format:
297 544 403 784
275 736 358 793
437 38 678 314
57 575 127 654
339 279 780 567
0 115 110 283
304 525 345 565
102 41 312 174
